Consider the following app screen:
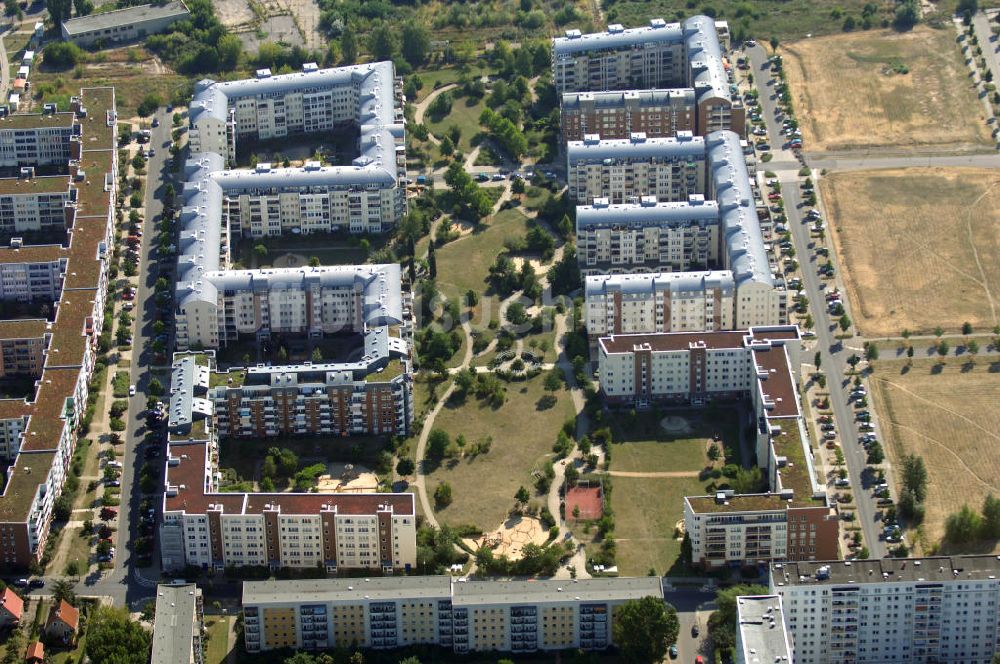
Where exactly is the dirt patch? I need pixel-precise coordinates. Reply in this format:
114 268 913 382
822 167 1000 336
870 358 1000 548
782 27 991 151
216 0 324 53
463 516 548 560
315 462 379 493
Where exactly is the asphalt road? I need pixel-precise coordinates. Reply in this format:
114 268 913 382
747 45 886 558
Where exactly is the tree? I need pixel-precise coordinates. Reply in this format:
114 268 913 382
864 343 879 361
73 0 92 16
439 135 454 156
963 321 974 335
51 579 76 604
86 606 153 664
43 41 83 68
401 21 431 67
893 0 919 30
981 494 1000 538
254 244 268 259
866 441 884 465
968 339 980 357
434 482 453 507
958 0 979 14
46 0 72 28
148 377 164 396
544 369 563 392
341 29 358 64
934 325 944 338
612 596 678 664
515 485 530 506
945 504 982 544
938 340 950 356
217 34 243 70
814 351 822 369
427 428 450 460
368 22 399 62
901 454 928 502
311 347 323 363
396 457 415 476
3 0 17 16
839 314 852 332
709 584 768 653
427 242 437 279
707 444 721 461
1 626 24 664
137 94 163 117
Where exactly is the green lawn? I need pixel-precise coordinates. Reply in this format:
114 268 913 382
427 374 575 530
611 475 710 576
204 615 232 664
606 408 740 473
218 435 391 486
425 94 486 155
63 527 93 575
233 233 387 269
435 208 531 301
413 67 467 102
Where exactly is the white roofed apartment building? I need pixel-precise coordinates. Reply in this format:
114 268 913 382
581 132 784 336
769 556 1000 664
552 16 744 137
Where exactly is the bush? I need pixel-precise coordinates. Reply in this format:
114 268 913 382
44 42 85 69
434 482 453 508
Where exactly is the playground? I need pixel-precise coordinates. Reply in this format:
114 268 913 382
463 516 548 560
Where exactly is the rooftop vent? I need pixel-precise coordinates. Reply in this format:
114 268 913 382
607 23 624 33
256 68 272 79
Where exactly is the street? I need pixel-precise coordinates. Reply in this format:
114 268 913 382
747 45 887 559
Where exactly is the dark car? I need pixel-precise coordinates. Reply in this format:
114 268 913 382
692 625 699 637
28 578 44 589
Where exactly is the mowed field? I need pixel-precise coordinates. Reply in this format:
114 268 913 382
821 168 1000 336
782 27 991 152
869 358 1000 547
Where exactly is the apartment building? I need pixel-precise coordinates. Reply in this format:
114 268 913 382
576 197 721 276
582 130 784 335
552 16 744 136
0 88 117 568
188 61 405 166
159 437 417 573
594 325 837 567
0 112 77 168
769 556 1000 664
0 244 66 302
567 132 706 204
0 319 48 378
735 595 793 664
561 88 696 142
242 576 663 654
168 344 413 441
176 261 408 352
151 584 204 664
61 1 190 47
0 172 74 233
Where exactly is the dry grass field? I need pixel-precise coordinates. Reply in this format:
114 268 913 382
821 167 1000 337
870 357 1000 548
782 27 991 152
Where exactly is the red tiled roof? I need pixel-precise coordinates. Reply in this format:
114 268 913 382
25 640 43 661
47 600 78 632
0 588 22 621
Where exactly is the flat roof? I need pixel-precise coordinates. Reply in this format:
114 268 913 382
0 398 31 420
736 595 792 663
0 112 75 131
0 244 65 264
599 331 745 355
151 584 200 664
241 576 663 607
769 420 819 504
454 577 663 606
44 291 96 369
753 346 799 418
63 218 108 291
0 175 69 197
62 1 189 36
244 576 453 605
21 368 79 452
0 451 54 521
0 319 48 340
771 556 1000 587
77 88 117 150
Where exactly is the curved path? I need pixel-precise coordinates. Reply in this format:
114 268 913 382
412 83 458 146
